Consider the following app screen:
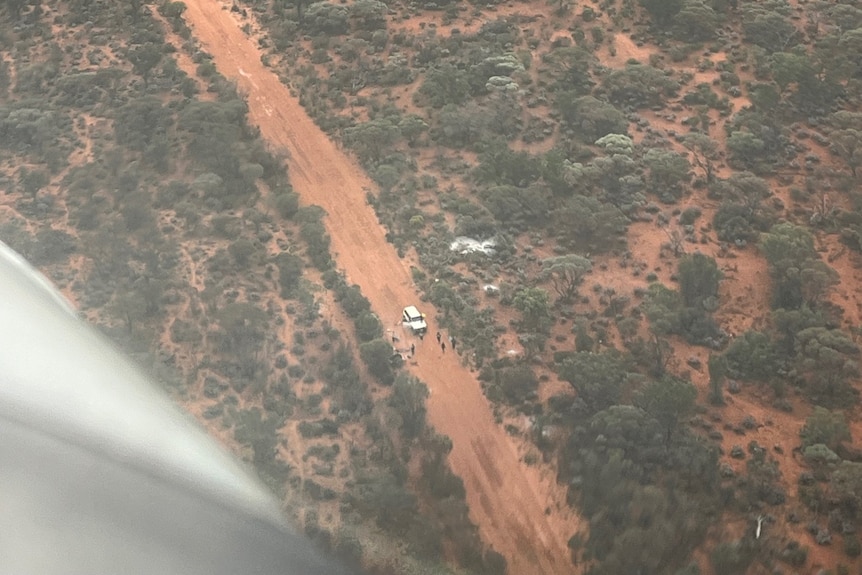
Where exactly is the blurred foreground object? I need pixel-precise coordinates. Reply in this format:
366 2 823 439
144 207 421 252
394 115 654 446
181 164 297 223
0 241 352 575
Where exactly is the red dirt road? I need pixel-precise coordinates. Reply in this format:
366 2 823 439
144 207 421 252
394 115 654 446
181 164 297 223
180 2 579 573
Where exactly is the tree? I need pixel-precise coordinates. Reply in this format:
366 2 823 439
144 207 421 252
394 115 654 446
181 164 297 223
723 331 781 383
830 111 862 131
684 133 720 183
513 288 552 333
791 74 841 117
558 351 631 413
234 408 280 470
18 167 48 197
349 0 387 31
398 113 428 146
770 51 814 94
303 1 349 34
595 133 635 156
603 64 680 109
543 46 595 96
179 100 249 181
726 132 765 170
554 194 629 253
491 363 539 404
639 0 684 27
359 338 396 385
565 154 645 214
824 4 862 32
128 0 143 21
643 149 692 203
216 303 269 379
760 223 838 309
635 376 698 443
795 327 860 407
5 0 26 19
415 64 471 108
159 1 187 18
556 95 628 142
350 472 418 533
540 148 572 196
111 288 147 335
713 172 770 211
115 96 173 151
771 305 827 356
677 253 722 309
355 312 383 342
474 141 541 187
480 183 549 231
388 373 429 440
300 219 332 270
274 191 300 219
712 202 764 244
336 284 371 318
831 129 862 179
435 102 488 149
540 255 593 302
707 354 727 405
229 238 257 268
673 0 719 42
742 5 800 53
517 332 548 361
644 283 683 337
800 407 851 451
710 540 755 575
837 28 862 79
483 90 524 140
830 461 862 521
128 43 163 88
276 252 304 297
217 303 268 351
343 118 401 164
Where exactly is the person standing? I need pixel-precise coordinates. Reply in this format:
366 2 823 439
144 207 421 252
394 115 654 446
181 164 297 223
450 336 456 351
436 331 441 344
410 343 415 356
441 341 446 353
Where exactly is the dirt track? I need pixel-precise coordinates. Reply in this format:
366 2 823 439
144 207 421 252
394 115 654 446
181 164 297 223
180 2 578 573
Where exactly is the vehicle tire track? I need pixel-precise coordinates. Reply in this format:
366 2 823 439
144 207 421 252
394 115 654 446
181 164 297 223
179 3 580 573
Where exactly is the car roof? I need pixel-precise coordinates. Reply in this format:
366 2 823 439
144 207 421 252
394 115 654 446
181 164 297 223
403 305 421 316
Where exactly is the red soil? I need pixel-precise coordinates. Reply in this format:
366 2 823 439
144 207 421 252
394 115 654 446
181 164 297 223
179 1 582 573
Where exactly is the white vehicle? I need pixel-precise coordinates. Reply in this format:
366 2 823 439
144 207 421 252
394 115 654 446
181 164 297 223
402 305 427 334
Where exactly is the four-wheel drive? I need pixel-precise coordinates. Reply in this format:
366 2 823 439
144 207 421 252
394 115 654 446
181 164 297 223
402 306 427 334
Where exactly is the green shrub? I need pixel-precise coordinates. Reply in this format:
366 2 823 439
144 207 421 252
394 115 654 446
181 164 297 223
679 206 702 225
491 364 539 405
297 418 341 438
304 2 350 35
275 191 300 219
359 338 396 385
710 540 753 575
845 535 861 558
355 311 383 342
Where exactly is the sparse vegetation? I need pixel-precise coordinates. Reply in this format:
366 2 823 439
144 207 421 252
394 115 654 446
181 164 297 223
8 0 862 573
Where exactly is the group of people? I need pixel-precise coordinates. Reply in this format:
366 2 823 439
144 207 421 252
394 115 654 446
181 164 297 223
398 329 457 359
435 330 456 353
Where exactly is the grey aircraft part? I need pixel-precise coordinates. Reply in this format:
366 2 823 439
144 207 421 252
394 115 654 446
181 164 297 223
0 240 354 575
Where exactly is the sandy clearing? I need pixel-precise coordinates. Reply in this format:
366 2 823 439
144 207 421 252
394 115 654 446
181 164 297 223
179 1 580 573
597 32 658 68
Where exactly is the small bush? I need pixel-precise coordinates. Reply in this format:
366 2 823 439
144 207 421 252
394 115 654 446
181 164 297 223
710 540 753 575
355 311 383 342
679 206 702 225
844 535 861 558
